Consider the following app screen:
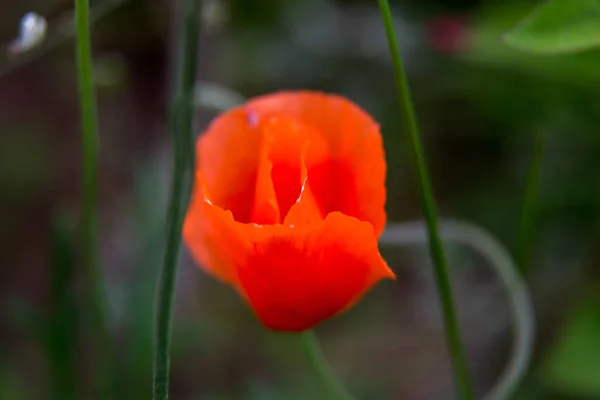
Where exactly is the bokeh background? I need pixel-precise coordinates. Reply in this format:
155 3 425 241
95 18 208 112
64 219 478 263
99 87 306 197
1 0 600 399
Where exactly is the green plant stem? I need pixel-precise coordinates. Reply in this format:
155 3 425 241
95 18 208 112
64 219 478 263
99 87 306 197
376 1 473 398
301 331 355 400
515 131 544 274
381 220 535 400
152 0 201 399
74 0 111 396
49 216 78 400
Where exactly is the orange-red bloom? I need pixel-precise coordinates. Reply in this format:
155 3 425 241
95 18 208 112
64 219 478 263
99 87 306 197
183 91 395 331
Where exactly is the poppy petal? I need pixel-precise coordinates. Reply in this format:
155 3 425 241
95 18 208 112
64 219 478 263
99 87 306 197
236 212 395 331
252 115 329 224
250 138 280 225
196 107 263 223
247 91 387 236
183 173 247 285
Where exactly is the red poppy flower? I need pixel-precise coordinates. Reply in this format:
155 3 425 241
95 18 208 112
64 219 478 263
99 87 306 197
183 91 395 332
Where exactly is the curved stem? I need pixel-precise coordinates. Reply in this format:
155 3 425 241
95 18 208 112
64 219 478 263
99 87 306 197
301 219 533 400
515 131 545 274
376 1 473 398
74 0 111 396
194 81 246 111
152 0 201 399
301 331 355 400
380 221 535 400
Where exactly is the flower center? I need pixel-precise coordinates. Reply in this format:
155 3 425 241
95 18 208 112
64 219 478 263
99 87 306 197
250 116 329 225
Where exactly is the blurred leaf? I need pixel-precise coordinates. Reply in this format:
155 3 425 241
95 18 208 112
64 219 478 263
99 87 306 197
463 1 600 88
540 290 600 396
504 0 600 54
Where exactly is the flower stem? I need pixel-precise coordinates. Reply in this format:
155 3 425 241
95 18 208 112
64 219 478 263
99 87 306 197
376 1 474 398
152 0 200 399
515 131 544 274
301 331 355 400
381 221 535 400
74 0 111 396
49 216 78 400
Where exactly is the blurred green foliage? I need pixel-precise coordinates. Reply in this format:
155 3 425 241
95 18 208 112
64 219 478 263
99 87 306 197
540 290 600 398
504 0 600 55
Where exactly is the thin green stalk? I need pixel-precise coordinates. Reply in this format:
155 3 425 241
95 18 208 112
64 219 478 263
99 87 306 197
74 0 111 396
301 331 355 400
515 131 544 274
49 217 78 400
152 0 201 399
376 1 474 398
